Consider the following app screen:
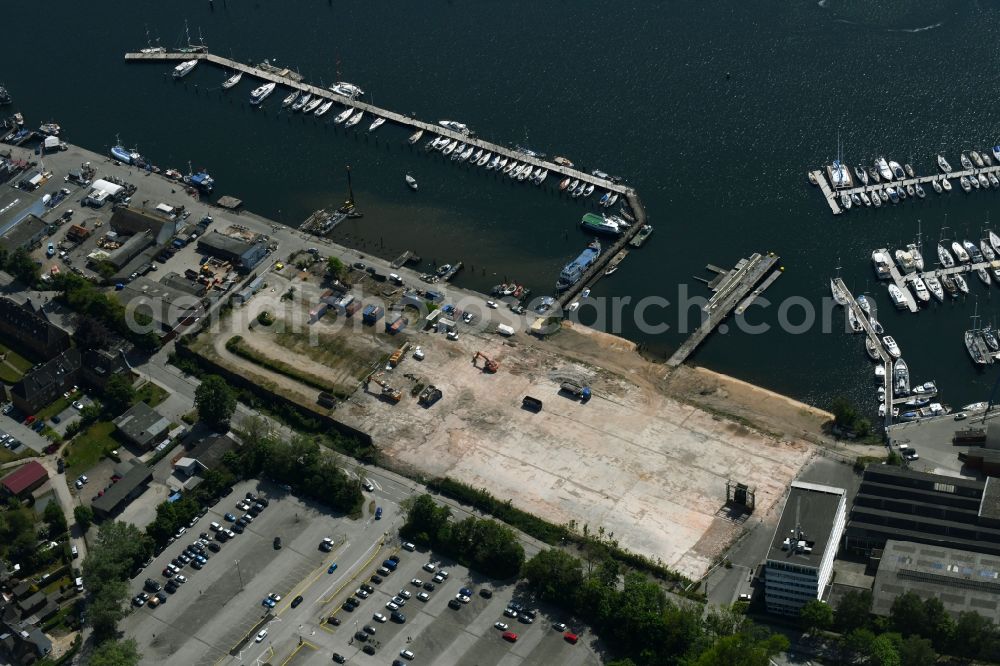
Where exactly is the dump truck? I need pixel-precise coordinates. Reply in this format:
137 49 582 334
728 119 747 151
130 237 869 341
522 396 543 412
560 381 592 401
389 342 412 368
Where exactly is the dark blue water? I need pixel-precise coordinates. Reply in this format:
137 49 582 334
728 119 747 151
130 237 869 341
5 0 998 411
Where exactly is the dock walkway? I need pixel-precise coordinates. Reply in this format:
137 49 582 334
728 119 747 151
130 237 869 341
666 253 780 367
125 51 631 197
878 249 1000 313
835 278 893 427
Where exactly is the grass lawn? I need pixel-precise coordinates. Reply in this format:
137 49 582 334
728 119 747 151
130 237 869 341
0 342 35 374
65 422 117 473
136 382 169 408
0 448 37 465
36 396 73 421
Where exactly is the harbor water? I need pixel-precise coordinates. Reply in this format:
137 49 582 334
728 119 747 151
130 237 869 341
5 0 1000 412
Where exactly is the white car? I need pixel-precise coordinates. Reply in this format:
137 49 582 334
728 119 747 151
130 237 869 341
175 574 187 584
400 649 415 659
438 570 450 579
412 348 424 361
417 592 429 602
411 578 423 587
495 622 509 631
402 541 416 551
373 612 387 623
386 601 400 611
391 595 406 606
486 300 498 309
456 594 470 604
362 479 375 492
72 401 84 410
255 629 268 642
422 563 436 573
398 589 411 599
446 331 459 341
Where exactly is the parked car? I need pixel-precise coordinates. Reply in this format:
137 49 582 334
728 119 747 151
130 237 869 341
290 595 303 608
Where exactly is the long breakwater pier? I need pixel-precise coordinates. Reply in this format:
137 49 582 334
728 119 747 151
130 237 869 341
666 253 781 367
811 163 1000 216
124 51 631 198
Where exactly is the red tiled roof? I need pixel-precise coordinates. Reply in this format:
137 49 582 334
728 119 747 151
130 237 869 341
1 461 48 495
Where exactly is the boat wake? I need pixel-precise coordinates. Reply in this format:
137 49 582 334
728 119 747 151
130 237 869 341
832 18 943 33
890 21 943 33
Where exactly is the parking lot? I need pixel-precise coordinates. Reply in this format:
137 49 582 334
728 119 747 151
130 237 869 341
122 478 398 666
245 544 599 666
886 408 1000 478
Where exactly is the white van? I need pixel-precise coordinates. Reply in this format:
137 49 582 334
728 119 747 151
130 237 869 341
75 577 84 592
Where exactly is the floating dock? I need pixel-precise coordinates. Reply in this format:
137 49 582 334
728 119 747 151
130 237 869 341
876 249 1000 314
666 253 781 368
834 278 893 427
811 164 1000 215
125 50 632 198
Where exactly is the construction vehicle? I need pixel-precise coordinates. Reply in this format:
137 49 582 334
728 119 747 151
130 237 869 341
522 396 543 412
560 381 592 401
367 373 401 403
472 351 499 373
418 385 442 407
389 342 412 368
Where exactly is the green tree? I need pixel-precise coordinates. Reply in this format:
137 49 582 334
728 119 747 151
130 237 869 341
831 396 861 430
43 501 67 536
691 631 789 666
90 638 141 666
75 315 112 351
89 580 128 642
401 494 451 545
951 610 995 659
74 505 94 531
4 247 39 286
835 589 873 633
195 375 237 429
888 592 926 637
920 597 954 651
326 256 346 280
523 549 584 603
841 628 879 665
103 375 136 416
79 404 102 428
898 635 936 666
870 633 901 666
799 599 833 635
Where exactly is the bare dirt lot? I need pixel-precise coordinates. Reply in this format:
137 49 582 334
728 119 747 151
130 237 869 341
193 273 830 579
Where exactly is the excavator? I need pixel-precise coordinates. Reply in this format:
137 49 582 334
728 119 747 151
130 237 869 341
366 372 402 403
472 351 499 373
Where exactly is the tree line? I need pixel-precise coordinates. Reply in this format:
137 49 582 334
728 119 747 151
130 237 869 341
799 589 1000 664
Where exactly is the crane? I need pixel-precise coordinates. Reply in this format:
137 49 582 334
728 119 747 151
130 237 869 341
472 351 499 373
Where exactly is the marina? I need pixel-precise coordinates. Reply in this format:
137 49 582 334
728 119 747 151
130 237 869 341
809 153 1000 215
124 51 631 199
666 253 782 367
833 278 893 426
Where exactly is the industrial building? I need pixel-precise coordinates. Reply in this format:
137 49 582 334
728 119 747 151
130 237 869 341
113 402 170 450
91 461 153 520
114 276 204 341
845 465 1000 557
0 214 47 253
83 179 123 207
764 481 847 615
196 230 268 272
872 539 1000 623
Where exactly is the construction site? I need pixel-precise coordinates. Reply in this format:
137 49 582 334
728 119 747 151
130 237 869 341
184 256 830 578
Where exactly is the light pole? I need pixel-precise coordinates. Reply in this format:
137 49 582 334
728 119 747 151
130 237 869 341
235 559 244 590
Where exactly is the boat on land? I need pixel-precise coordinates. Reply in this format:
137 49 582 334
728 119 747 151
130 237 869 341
222 71 242 89
938 154 952 173
315 100 334 116
282 91 299 108
408 129 424 145
333 107 353 124
883 336 901 359
556 240 601 292
172 59 198 79
291 93 311 111
405 174 417 191
249 82 276 106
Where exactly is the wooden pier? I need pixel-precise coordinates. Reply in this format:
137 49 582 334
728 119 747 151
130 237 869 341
810 164 1000 215
834 278 893 427
666 253 781 368
125 50 632 198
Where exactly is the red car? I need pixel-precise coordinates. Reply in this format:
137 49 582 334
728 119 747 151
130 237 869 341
564 632 579 644
25 415 35 425
502 631 518 643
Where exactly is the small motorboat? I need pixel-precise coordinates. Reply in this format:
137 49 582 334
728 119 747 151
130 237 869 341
952 241 970 262
887 187 899 204
860 192 871 206
477 151 492 167
841 193 852 210
991 230 1000 254
897 185 907 200
851 193 862 207
872 191 882 207
888 284 908 309
875 364 886 379
408 129 424 145
344 110 364 128
848 307 864 333
856 294 872 316
368 117 386 132
984 152 994 166
291 93 311 112
405 174 418 191
865 336 880 361
910 276 931 303
442 140 458 156
870 317 885 335
883 336 901 359
977 267 992 286
905 184 915 197
559 177 571 191
990 173 1000 188
471 149 483 163
282 91 299 108
993 146 1000 163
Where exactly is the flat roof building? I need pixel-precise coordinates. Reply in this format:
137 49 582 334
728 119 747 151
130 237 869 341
764 481 847 615
91 461 153 520
197 231 268 272
873 539 1000 623
0 214 47 254
113 402 170 450
845 465 1000 557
